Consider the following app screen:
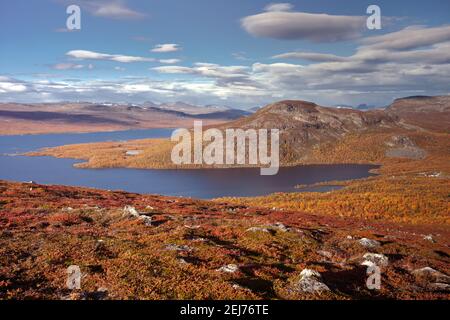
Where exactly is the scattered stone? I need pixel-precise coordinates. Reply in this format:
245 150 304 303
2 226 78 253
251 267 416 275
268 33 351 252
184 225 201 229
217 264 239 273
165 244 192 252
246 227 270 233
317 250 333 259
412 267 450 284
293 269 330 293
290 228 305 235
125 150 142 156
123 205 140 218
358 238 381 248
419 171 442 178
270 222 289 232
361 260 377 268
362 253 389 267
346 235 354 240
138 215 153 226
423 234 435 243
231 283 252 292
122 205 153 226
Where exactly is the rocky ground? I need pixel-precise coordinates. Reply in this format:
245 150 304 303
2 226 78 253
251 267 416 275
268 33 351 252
0 180 448 300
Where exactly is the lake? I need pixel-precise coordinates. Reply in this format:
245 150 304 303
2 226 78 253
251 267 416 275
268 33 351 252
0 129 378 199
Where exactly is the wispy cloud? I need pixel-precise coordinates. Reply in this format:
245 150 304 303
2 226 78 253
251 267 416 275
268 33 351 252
66 50 155 63
0 76 28 93
360 25 450 50
50 63 86 70
241 3 365 42
232 52 251 61
272 52 348 62
153 63 251 85
64 0 146 19
264 3 294 12
65 49 182 64
151 44 182 53
159 59 182 64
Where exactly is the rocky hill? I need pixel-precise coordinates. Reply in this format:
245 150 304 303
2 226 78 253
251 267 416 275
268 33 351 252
386 96 450 133
222 100 399 163
221 97 449 164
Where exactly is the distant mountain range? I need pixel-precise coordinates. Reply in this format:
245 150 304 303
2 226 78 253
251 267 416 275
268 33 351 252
0 101 251 135
1 96 448 137
141 101 231 115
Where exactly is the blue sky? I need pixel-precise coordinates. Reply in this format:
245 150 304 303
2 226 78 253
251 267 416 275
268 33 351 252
0 0 449 108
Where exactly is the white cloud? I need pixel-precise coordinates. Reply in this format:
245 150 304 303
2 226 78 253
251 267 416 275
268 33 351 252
241 7 365 42
272 52 348 62
152 66 193 74
361 25 450 51
51 63 86 70
66 50 155 63
153 63 252 87
273 25 450 67
159 59 181 64
264 3 293 12
71 0 145 19
232 52 250 61
0 77 27 93
151 44 181 53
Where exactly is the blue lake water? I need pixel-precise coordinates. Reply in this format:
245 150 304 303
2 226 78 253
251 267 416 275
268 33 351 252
0 129 378 199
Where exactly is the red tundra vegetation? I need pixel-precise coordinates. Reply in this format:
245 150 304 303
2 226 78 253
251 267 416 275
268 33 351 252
0 180 448 300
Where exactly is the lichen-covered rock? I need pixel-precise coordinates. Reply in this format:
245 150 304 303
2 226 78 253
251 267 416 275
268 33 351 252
293 269 330 294
358 238 380 248
123 205 140 217
362 253 389 267
423 234 435 243
412 267 450 286
270 222 289 232
164 244 192 252
217 264 239 273
246 227 270 233
138 215 152 226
